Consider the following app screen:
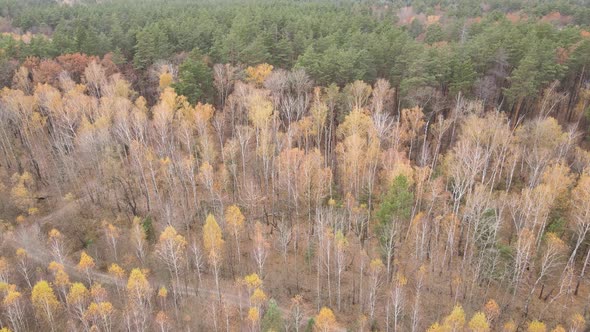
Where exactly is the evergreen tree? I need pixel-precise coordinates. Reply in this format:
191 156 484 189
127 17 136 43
172 48 214 104
261 299 284 332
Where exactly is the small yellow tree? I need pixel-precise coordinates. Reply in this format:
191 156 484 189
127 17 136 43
107 263 125 295
84 301 114 332
569 313 585 332
126 268 151 332
528 320 547 332
248 307 260 331
503 320 517 332
155 226 187 295
103 222 120 261
48 229 66 264
203 214 224 300
315 307 337 332
31 280 61 331
67 282 90 329
444 305 466 332
246 63 273 86
483 299 500 323
3 284 25 332
468 312 490 332
77 251 95 285
225 205 245 265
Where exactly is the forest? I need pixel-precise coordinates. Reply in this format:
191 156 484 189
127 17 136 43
1 0 590 331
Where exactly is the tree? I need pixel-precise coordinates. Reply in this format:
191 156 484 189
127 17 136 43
66 282 90 330
134 24 170 70
246 63 273 87
444 305 466 332
225 205 245 265
131 216 148 264
261 299 284 332
334 230 347 311
252 221 269 276
48 229 66 264
77 251 95 285
155 225 187 303
376 175 413 280
290 295 305 332
15 248 32 289
84 301 114 332
314 307 337 332
203 214 224 300
172 49 213 104
2 284 26 332
248 307 260 332
483 299 500 324
49 261 71 301
31 280 61 332
390 273 407 332
107 263 125 295
103 222 120 261
367 258 384 321
527 320 547 332
569 313 585 332
468 312 490 332
126 269 151 332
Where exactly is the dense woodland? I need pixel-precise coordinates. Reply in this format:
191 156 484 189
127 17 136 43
1 0 590 331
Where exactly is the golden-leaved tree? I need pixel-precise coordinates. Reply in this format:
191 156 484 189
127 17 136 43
203 214 224 300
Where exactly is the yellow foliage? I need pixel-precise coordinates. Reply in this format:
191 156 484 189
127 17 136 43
244 273 262 290
105 223 120 239
335 230 348 250
569 313 585 331
3 286 22 306
64 192 75 202
203 214 224 258
247 306 260 323
10 172 34 211
15 248 27 258
108 263 125 279
248 92 274 129
27 207 39 216
155 310 170 325
84 301 114 321
67 282 89 306
468 312 490 332
551 326 565 332
528 320 547 332
246 63 273 86
31 280 60 319
395 273 408 287
225 205 245 233
483 299 500 321
127 268 150 302
444 305 466 331
314 307 337 332
337 108 374 139
53 268 71 288
77 251 95 271
369 258 384 273
427 322 448 332
250 288 267 306
90 283 108 302
159 72 173 90
158 286 168 298
48 228 62 239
